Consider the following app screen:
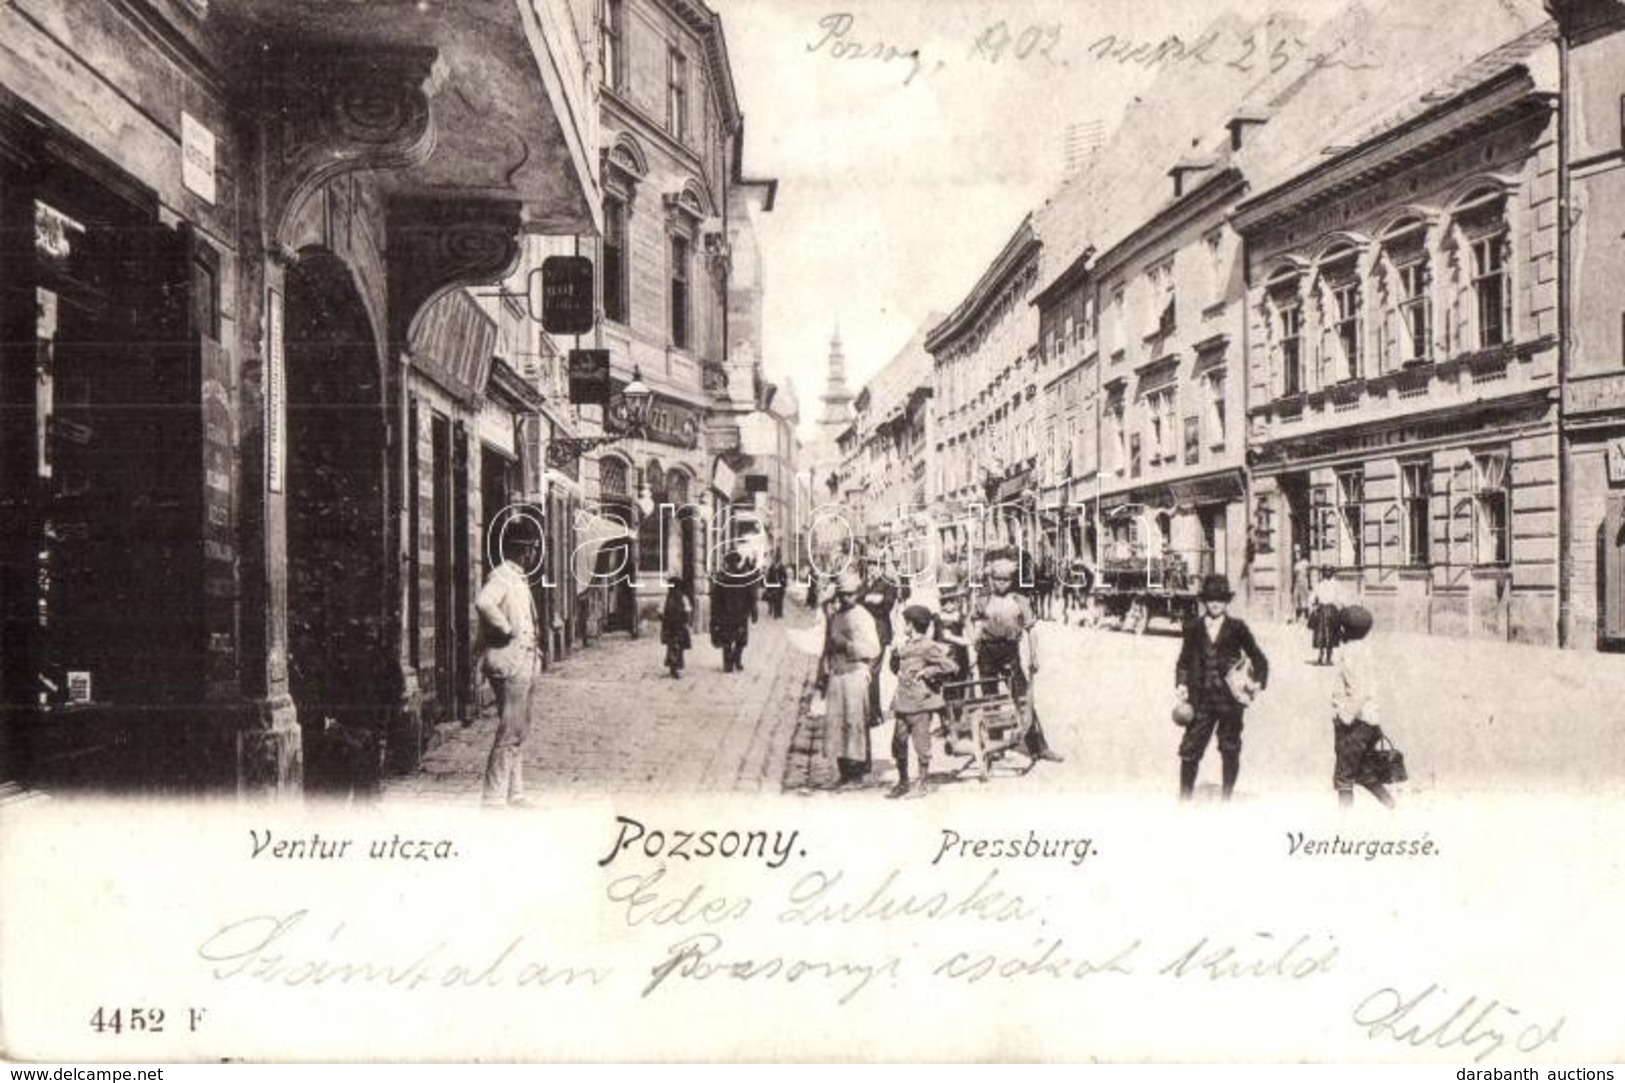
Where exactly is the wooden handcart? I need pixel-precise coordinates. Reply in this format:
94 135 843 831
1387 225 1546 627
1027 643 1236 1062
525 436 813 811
938 677 1033 781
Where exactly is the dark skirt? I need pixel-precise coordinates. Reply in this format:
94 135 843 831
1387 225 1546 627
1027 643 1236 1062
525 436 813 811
1310 604 1341 650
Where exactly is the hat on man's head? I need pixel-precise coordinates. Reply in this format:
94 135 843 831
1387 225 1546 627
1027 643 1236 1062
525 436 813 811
1339 605 1374 640
987 557 1019 579
1198 574 1235 601
901 604 934 628
835 570 864 595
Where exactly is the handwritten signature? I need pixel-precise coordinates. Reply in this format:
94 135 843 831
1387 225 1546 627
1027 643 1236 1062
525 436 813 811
1353 982 1565 1062
196 910 609 990
807 13 931 87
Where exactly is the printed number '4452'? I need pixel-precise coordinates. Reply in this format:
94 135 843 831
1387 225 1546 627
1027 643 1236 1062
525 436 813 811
90 1007 166 1034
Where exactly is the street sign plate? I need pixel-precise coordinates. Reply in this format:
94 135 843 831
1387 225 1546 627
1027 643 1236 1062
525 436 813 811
539 256 595 335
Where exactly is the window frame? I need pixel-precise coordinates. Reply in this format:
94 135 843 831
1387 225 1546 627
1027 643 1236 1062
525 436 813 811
1471 231 1511 350
669 232 692 350
1336 467 1365 570
1401 460 1432 567
601 0 625 92
1472 449 1511 567
1394 253 1432 366
602 194 629 325
667 48 690 143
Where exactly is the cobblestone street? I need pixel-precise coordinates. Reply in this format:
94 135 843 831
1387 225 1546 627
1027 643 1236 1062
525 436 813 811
381 610 821 804
384 600 1625 807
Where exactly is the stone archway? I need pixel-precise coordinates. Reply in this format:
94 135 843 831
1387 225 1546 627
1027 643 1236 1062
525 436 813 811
283 248 392 795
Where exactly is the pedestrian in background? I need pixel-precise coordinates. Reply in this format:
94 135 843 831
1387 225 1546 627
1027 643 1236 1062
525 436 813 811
973 556 1064 764
660 576 692 679
1311 566 1341 666
476 525 543 809
1330 605 1396 809
819 570 881 787
764 554 788 619
860 558 900 728
934 588 973 700
805 565 821 611
1291 545 1312 625
887 604 957 799
1173 574 1269 802
710 548 759 673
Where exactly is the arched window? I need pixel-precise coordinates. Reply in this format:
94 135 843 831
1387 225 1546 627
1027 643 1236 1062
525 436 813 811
1265 265 1304 397
598 455 628 497
1380 216 1432 367
1453 187 1512 350
1318 243 1364 383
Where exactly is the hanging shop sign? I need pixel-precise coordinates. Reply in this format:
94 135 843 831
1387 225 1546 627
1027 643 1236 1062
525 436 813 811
568 349 611 405
410 291 497 402
538 256 594 335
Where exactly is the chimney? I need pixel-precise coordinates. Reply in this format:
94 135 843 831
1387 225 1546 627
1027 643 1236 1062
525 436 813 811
1226 108 1272 151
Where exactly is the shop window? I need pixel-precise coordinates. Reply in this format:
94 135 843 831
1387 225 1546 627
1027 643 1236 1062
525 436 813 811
1473 449 1510 566
603 195 629 324
599 456 628 497
1402 461 1431 566
1337 468 1364 569
1310 484 1337 562
1251 494 1276 557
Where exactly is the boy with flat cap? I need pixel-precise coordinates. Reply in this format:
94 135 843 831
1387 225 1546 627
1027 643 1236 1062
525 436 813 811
973 555 1063 764
887 604 959 798
1174 574 1269 801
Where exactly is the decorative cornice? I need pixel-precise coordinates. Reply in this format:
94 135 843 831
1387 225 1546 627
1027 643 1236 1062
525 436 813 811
260 45 438 247
386 197 524 347
1233 70 1555 235
926 216 1041 355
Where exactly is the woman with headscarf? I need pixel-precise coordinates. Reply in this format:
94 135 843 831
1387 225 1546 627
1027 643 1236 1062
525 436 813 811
818 569 882 787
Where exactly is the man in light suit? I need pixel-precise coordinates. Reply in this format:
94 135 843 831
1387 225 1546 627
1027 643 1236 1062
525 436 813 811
476 524 542 808
1174 574 1269 802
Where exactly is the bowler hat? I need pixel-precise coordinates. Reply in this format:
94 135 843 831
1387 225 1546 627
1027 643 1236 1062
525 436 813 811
1198 574 1235 601
835 570 864 595
988 557 1019 578
1339 604 1374 640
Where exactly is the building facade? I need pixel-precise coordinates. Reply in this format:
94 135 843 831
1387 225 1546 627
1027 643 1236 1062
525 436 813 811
0 0 600 794
926 218 1044 570
1551 0 1625 649
1235 26 1564 642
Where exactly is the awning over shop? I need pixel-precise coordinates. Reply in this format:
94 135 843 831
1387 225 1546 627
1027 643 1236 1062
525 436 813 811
1167 470 1246 508
991 469 1033 504
571 512 632 591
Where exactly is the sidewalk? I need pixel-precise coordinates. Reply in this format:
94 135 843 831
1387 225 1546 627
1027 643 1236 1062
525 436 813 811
380 613 820 804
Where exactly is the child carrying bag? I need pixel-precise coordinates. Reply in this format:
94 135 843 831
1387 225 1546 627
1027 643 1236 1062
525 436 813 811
1361 728 1408 785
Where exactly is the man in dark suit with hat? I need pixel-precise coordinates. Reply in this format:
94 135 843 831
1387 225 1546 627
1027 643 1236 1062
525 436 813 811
1174 574 1269 801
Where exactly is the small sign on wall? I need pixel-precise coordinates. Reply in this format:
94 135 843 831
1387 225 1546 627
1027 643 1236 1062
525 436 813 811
1608 438 1625 486
181 111 217 205
267 289 285 494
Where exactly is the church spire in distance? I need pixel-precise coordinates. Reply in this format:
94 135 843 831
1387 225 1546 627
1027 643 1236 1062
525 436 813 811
818 325 854 427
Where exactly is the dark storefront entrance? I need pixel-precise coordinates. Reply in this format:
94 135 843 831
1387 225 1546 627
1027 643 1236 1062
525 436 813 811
0 119 207 791
283 250 391 794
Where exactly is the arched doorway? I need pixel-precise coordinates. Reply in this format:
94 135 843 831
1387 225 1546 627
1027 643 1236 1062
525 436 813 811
283 249 391 794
